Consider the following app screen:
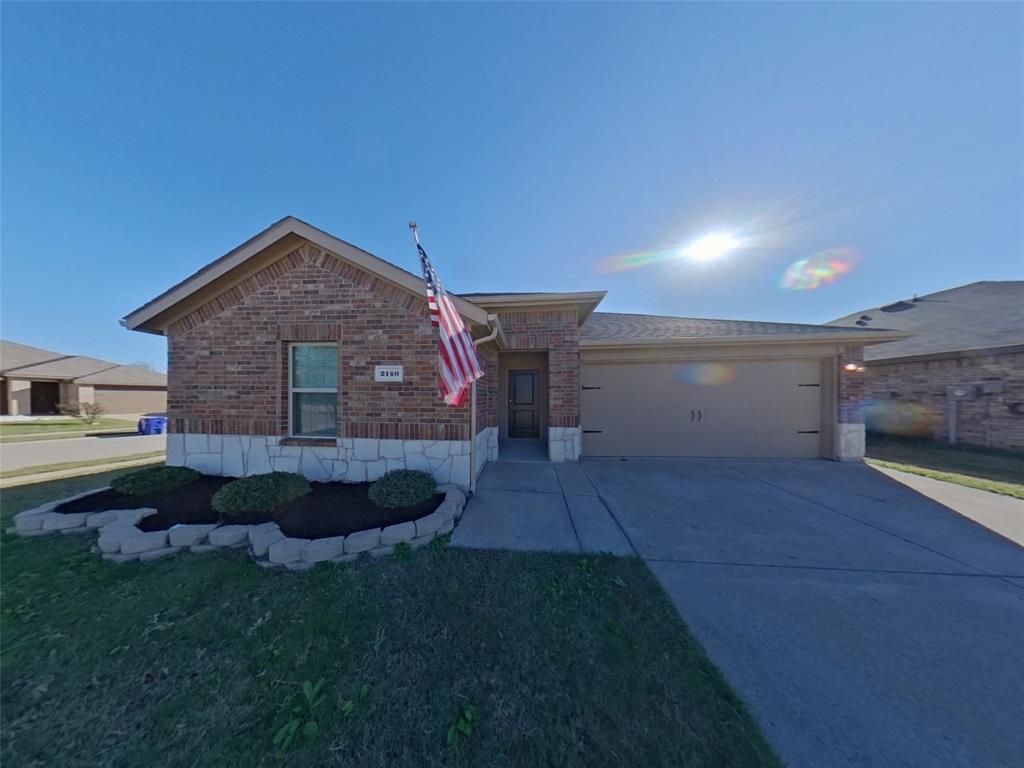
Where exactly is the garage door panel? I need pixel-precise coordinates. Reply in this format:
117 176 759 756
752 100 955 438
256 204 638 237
582 359 823 458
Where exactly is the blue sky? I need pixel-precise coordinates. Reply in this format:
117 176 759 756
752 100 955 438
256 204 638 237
2 2 1021 372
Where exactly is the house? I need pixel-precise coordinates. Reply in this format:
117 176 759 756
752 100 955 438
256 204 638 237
829 281 1024 450
121 217 904 488
0 340 167 416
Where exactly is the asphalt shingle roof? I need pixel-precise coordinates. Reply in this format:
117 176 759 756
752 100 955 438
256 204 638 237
827 281 1024 361
0 340 166 386
580 312 886 343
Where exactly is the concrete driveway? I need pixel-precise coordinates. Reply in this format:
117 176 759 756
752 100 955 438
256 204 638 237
580 458 1024 768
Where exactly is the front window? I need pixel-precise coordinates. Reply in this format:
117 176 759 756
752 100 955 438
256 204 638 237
289 343 338 437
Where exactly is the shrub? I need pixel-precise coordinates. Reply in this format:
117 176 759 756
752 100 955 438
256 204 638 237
212 472 311 519
111 466 200 497
368 469 437 509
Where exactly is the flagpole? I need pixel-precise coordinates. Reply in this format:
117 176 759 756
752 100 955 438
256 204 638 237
411 220 476 491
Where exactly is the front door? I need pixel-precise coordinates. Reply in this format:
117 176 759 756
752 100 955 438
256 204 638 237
507 370 540 438
30 381 61 414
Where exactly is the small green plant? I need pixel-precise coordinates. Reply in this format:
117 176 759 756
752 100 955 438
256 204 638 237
341 682 371 717
212 472 311 520
368 469 436 509
273 678 326 755
446 703 476 747
390 542 413 562
111 466 200 497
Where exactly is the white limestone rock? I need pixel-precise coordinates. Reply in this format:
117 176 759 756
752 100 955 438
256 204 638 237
301 536 347 563
344 528 380 554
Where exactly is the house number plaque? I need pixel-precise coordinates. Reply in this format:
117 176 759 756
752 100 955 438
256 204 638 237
374 365 404 382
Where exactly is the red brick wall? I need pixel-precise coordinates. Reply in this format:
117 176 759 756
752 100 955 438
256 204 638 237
496 309 580 428
864 350 1024 450
838 346 866 425
166 242 470 440
475 345 500 431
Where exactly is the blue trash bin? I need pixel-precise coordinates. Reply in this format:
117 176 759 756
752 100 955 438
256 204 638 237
138 416 168 435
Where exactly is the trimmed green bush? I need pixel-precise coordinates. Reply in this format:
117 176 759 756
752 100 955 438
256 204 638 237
368 469 437 509
111 466 200 497
212 472 311 520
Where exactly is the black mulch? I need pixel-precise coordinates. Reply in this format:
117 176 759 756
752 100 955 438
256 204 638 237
54 477 444 539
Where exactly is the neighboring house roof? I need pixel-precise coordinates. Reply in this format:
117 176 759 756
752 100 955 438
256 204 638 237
0 340 66 372
827 280 1024 362
580 312 903 347
74 365 168 386
122 216 490 334
0 340 167 386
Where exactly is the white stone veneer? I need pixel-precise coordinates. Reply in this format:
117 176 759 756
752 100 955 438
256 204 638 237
836 423 865 461
166 433 481 488
548 426 582 462
474 426 499 479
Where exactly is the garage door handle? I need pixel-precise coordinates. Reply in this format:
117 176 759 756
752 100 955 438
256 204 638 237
690 410 695 422
697 410 702 422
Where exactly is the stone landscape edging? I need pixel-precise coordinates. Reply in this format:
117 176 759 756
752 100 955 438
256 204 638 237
11 484 467 570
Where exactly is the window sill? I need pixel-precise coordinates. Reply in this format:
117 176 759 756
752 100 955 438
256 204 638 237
280 437 338 447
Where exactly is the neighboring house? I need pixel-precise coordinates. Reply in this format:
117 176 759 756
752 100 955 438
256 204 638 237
121 217 903 488
0 340 167 416
829 281 1024 450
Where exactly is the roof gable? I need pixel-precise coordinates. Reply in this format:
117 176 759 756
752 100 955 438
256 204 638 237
123 217 489 334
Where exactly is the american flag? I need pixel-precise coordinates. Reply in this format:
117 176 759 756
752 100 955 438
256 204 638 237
417 239 483 406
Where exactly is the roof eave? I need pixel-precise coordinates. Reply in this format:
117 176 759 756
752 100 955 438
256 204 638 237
460 291 607 326
580 330 911 349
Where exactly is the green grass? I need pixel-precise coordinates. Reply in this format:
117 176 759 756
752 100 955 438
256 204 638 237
0 418 138 443
1 472 780 768
0 451 165 480
866 433 1024 498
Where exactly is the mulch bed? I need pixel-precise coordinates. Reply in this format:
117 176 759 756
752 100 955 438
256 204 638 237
55 477 444 539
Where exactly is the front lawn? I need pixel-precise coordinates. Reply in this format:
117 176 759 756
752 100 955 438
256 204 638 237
1 472 779 768
866 433 1024 499
0 418 138 443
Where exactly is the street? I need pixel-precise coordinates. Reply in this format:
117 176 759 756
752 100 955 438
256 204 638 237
0 433 166 472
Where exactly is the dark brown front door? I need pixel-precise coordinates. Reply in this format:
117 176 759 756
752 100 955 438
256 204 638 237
508 370 540 438
30 381 61 414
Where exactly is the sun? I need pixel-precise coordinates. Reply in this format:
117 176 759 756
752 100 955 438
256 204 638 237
679 232 740 262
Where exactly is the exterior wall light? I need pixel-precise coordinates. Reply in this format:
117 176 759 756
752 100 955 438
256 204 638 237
843 362 866 373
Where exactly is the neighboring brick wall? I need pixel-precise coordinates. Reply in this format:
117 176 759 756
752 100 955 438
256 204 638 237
166 242 470 440
864 350 1024 450
497 309 581 428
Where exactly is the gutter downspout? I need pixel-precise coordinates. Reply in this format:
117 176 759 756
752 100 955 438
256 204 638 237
468 314 502 493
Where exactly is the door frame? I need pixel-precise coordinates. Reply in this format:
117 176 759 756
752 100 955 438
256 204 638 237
507 368 541 439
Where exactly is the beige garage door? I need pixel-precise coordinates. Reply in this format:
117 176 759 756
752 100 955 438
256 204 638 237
581 359 824 458
93 386 167 415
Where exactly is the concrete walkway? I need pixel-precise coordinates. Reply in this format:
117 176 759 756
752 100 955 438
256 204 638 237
451 461 634 555
872 464 1024 545
0 433 166 472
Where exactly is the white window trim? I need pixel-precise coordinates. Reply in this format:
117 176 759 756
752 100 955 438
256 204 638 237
287 342 339 438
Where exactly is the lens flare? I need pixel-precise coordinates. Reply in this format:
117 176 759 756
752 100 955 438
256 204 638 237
863 400 936 437
680 362 735 386
598 248 678 274
780 247 860 290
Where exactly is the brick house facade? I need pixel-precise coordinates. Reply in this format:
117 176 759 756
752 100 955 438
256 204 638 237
124 217 900 487
863 349 1024 450
830 281 1024 451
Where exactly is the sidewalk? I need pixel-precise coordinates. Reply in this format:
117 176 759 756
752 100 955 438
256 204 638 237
872 465 1024 546
451 461 635 556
